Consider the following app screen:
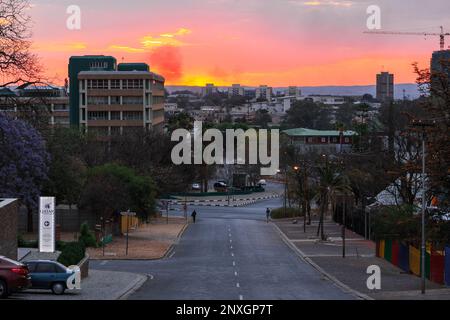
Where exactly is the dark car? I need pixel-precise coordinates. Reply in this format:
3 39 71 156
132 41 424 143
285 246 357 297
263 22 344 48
0 256 31 299
24 260 75 295
214 181 228 192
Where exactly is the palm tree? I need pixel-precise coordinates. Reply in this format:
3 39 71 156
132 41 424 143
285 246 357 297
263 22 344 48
316 162 351 240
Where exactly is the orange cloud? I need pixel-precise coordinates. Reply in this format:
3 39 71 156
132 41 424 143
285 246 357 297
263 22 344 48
108 45 145 53
32 42 88 52
141 28 191 48
150 46 183 82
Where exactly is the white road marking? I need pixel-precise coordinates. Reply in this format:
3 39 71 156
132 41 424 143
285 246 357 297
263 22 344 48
239 295 244 300
229 239 232 243
147 274 154 280
234 271 238 276
231 252 234 257
168 251 176 258
100 260 108 266
232 261 236 266
230 245 233 249
236 283 240 288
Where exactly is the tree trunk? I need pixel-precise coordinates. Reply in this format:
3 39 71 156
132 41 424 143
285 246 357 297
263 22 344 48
27 206 33 233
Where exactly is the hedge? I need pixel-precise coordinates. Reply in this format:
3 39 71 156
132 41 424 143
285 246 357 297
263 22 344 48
57 241 86 267
270 207 304 219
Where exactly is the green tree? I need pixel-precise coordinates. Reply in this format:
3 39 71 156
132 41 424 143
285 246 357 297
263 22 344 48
166 112 194 133
253 109 272 128
316 162 350 240
78 164 157 221
283 100 331 130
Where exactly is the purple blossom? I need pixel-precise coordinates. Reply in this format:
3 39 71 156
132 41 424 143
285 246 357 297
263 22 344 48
0 113 50 209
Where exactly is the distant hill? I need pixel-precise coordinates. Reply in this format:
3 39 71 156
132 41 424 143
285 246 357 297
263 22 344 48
166 84 421 100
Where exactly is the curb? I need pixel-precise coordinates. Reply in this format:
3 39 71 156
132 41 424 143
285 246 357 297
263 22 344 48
271 223 374 301
164 222 190 259
166 194 281 207
117 273 148 300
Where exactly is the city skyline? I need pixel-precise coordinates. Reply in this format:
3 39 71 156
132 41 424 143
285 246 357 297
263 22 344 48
29 0 450 86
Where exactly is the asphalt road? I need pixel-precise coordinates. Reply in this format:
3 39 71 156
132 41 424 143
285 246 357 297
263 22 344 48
91 193 355 300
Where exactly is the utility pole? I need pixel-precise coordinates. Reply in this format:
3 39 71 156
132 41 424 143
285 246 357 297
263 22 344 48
411 119 435 295
284 165 288 217
342 194 346 258
421 130 426 294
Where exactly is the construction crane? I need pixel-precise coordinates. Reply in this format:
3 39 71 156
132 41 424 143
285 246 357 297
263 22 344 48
364 26 450 51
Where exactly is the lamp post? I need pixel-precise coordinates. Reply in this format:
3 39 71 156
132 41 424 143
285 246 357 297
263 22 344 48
411 119 435 295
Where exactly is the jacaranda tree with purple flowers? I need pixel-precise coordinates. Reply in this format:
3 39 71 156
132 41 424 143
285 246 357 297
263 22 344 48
0 113 50 232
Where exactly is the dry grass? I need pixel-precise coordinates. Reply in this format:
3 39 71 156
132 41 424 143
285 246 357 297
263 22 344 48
87 217 187 260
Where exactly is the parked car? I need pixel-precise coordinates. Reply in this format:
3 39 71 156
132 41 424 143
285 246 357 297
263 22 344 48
23 260 75 295
191 183 201 191
0 256 31 299
214 181 228 192
258 179 267 186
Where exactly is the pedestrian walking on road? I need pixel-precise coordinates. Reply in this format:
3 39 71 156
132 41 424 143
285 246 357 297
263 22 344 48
191 210 197 223
266 208 271 223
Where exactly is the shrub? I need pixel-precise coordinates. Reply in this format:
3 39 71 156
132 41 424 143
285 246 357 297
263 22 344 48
270 207 304 219
17 234 38 248
57 241 86 267
78 223 97 248
371 205 419 242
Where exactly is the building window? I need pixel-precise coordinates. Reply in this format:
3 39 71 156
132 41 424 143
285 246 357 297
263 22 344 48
151 95 165 105
87 96 109 105
80 80 85 90
122 79 143 89
110 96 121 105
307 137 313 143
331 137 338 143
122 111 143 120
81 93 86 106
344 137 350 143
111 79 121 89
122 96 143 105
87 79 108 89
88 111 108 120
53 104 68 111
110 111 121 120
321 137 327 143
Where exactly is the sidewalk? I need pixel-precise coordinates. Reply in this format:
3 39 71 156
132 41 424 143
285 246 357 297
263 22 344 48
13 270 146 300
273 218 450 300
87 217 188 260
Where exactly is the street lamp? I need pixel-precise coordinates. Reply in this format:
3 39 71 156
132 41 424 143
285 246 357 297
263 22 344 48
411 119 435 295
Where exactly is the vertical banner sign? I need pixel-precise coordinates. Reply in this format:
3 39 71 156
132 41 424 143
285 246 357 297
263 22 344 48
39 197 55 253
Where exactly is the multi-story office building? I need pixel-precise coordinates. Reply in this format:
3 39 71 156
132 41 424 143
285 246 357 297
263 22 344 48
286 86 301 98
376 72 394 102
430 50 450 92
228 84 245 97
69 56 165 134
255 85 272 101
201 83 218 97
0 84 70 127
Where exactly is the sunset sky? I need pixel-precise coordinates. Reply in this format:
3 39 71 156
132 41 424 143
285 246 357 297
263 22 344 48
29 0 450 87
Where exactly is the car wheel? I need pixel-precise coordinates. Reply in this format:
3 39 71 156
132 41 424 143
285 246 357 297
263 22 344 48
51 282 65 295
0 279 8 299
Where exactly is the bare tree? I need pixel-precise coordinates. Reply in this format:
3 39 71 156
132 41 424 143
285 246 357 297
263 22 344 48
0 0 41 87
